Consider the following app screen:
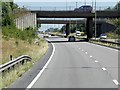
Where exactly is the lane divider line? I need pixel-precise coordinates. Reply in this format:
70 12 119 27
85 52 88 54
75 43 119 86
90 55 93 58
102 67 107 71
95 60 98 63
113 80 119 86
26 43 55 89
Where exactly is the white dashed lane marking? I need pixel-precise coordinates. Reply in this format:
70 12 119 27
113 80 119 86
102 67 107 71
75 44 119 86
95 60 98 63
90 55 93 58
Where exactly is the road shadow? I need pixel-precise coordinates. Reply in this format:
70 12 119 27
48 39 87 44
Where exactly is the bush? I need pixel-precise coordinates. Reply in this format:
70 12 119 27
106 32 119 39
2 26 37 43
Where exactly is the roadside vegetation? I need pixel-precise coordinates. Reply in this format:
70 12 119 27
105 2 120 39
1 2 48 89
1 37 48 89
106 18 120 39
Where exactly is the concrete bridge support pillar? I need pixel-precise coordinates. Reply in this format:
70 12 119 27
86 18 93 41
65 23 70 37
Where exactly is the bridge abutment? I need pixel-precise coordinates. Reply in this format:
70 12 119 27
14 13 37 30
65 23 70 37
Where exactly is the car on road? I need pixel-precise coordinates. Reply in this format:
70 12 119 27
100 34 107 39
43 34 50 38
76 31 81 36
74 5 93 12
68 36 76 42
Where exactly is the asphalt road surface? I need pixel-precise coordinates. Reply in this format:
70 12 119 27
28 36 118 88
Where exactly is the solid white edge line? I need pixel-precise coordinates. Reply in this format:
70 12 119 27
26 43 55 89
113 80 119 86
102 67 107 71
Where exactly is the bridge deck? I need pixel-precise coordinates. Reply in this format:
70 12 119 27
31 10 120 18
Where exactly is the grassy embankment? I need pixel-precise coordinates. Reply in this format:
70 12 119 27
89 32 120 49
0 27 48 89
89 39 119 49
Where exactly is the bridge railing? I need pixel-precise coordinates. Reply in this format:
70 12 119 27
24 1 119 11
26 5 119 11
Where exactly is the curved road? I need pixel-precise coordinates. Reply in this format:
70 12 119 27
29 36 118 88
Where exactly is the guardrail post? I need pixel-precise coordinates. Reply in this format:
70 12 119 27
86 18 93 41
10 55 12 61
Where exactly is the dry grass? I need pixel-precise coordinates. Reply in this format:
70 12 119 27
2 38 48 64
1 61 33 88
90 40 119 49
1 38 48 89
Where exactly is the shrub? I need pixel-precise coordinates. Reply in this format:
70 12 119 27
2 26 37 43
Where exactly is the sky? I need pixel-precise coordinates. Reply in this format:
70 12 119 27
13 0 119 31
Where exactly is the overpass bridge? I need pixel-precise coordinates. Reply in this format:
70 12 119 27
31 10 120 18
37 19 116 37
31 10 120 40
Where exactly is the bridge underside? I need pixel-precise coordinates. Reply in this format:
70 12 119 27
33 10 119 40
37 19 110 38
37 20 85 24
37 19 116 40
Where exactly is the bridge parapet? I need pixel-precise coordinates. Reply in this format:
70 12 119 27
31 10 120 18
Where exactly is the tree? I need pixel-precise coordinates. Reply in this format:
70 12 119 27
2 2 17 27
113 1 120 10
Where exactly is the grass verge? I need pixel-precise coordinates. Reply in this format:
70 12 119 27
1 37 48 89
89 40 120 50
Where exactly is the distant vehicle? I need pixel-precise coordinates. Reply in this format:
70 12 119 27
68 36 76 42
100 34 107 39
43 34 50 38
74 8 80 11
74 5 93 12
76 31 81 36
50 33 55 36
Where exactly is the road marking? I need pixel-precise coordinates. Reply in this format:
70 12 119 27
113 80 119 85
102 67 107 71
26 43 55 89
85 52 88 54
90 55 93 58
95 60 98 63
